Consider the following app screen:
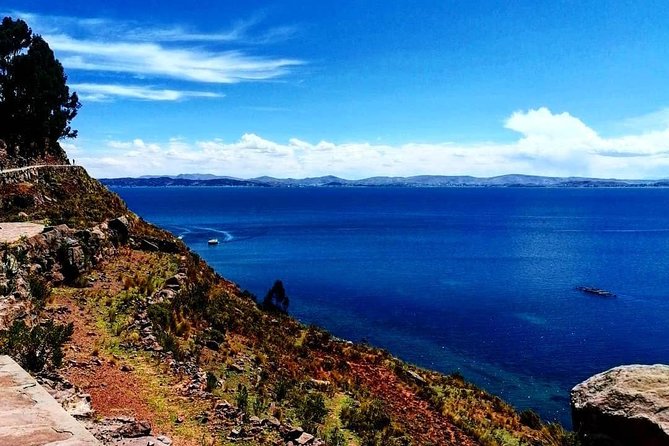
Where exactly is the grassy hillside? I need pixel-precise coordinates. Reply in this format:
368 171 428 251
0 166 577 445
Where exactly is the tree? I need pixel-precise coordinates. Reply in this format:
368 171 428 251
262 279 289 313
0 17 80 161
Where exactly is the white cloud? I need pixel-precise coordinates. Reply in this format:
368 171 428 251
505 107 599 145
71 83 223 102
622 107 669 132
5 10 297 44
72 107 669 180
48 34 303 84
2 10 303 94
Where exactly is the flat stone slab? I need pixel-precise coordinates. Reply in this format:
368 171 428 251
0 355 100 445
0 222 45 243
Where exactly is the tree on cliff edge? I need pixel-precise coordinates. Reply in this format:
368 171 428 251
0 17 80 161
263 280 290 313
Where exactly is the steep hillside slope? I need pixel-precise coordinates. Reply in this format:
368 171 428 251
0 166 576 446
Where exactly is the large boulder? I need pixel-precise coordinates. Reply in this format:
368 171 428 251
571 364 669 445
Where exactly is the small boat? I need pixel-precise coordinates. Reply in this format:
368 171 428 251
576 286 616 297
208 238 219 245
177 235 184 240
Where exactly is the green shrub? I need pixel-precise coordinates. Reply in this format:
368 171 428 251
147 303 172 330
295 392 328 434
252 394 267 416
236 384 249 413
519 409 543 429
340 398 398 446
323 427 346 446
28 274 52 310
275 379 291 402
206 371 218 392
0 319 74 372
341 398 390 433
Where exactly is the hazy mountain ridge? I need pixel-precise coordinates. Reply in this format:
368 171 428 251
100 173 667 188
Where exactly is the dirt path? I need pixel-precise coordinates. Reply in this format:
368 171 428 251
0 164 71 174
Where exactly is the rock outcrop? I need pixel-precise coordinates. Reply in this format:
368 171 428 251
571 364 669 446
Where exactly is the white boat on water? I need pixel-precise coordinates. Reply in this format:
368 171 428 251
208 238 219 245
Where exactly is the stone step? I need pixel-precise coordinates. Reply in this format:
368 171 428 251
0 355 100 445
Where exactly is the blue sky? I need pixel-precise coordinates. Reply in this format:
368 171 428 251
4 1 669 178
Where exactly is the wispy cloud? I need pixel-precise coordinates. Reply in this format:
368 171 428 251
74 107 669 180
622 107 669 132
46 33 302 84
3 10 304 97
4 10 298 44
71 83 223 102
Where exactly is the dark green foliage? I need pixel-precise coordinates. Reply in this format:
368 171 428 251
179 281 211 315
0 319 73 372
147 303 172 330
28 274 51 310
157 330 185 360
340 398 395 446
0 17 80 161
236 384 249 413
252 394 267 416
262 279 289 313
341 398 391 432
295 392 328 433
275 379 291 402
519 409 543 430
205 371 218 392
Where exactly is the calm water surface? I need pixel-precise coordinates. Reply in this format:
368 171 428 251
112 186 669 425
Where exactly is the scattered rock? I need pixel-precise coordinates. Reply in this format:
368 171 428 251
295 432 315 445
308 378 331 391
407 369 426 384
108 216 130 242
227 362 244 373
283 427 305 441
118 419 151 438
84 416 171 446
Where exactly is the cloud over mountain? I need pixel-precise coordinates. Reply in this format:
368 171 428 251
73 108 669 180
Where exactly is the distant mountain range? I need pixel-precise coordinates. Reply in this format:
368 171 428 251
99 173 669 188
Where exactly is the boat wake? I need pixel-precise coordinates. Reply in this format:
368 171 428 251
194 227 234 242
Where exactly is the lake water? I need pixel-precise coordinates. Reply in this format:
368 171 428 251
111 186 669 425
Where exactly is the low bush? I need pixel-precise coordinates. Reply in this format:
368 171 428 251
295 391 328 433
0 319 74 372
205 371 218 392
28 274 52 310
236 384 249 413
340 398 390 433
323 427 346 446
519 409 543 429
340 398 408 446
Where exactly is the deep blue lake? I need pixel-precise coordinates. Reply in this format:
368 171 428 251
111 186 669 426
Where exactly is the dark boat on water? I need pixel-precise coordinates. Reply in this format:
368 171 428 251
576 286 616 297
